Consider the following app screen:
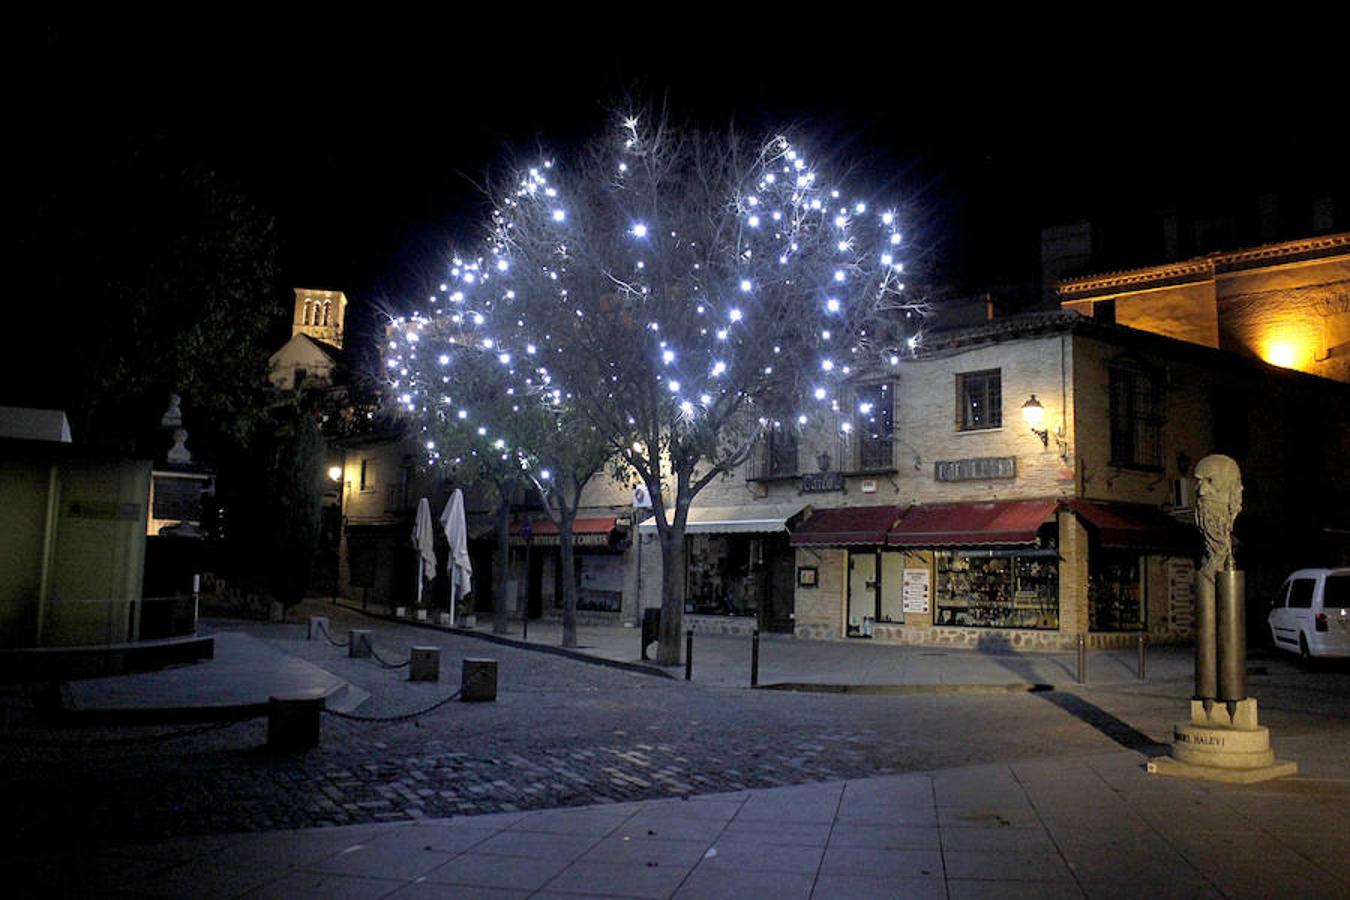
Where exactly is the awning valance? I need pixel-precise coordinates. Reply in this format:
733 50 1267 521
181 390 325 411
637 504 804 535
1062 500 1198 553
510 516 620 547
886 499 1059 547
790 505 906 547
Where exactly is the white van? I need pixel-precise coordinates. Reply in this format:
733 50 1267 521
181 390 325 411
1267 568 1350 660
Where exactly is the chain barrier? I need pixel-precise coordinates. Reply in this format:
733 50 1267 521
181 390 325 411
321 668 491 725
369 646 412 669
316 620 408 668
315 620 350 648
323 687 463 723
0 716 245 749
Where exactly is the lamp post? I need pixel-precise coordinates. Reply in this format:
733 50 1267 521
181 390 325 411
327 463 344 605
521 518 533 640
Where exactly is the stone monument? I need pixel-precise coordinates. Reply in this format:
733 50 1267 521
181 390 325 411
1148 454 1297 783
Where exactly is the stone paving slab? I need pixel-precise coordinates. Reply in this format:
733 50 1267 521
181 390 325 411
27 749 1345 899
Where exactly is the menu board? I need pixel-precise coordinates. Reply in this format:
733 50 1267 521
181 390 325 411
902 568 930 614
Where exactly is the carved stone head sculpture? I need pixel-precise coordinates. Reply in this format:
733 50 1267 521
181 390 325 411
1195 453 1242 578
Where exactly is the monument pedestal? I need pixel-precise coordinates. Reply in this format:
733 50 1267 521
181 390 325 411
1148 699 1297 784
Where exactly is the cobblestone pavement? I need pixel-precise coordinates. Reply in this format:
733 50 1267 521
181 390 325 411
3 601 1346 853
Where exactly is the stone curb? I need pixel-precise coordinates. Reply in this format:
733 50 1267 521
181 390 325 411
327 600 677 681
757 682 1055 695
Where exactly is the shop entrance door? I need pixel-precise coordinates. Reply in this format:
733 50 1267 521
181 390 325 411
847 551 878 637
764 552 796 633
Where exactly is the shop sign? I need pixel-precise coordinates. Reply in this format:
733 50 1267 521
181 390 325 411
800 472 845 493
934 456 1016 482
902 568 930 613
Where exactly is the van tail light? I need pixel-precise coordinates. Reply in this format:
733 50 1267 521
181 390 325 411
1315 613 1328 632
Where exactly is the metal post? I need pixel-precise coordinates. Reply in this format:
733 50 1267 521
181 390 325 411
1193 571 1217 702
192 573 200 634
685 628 693 681
1137 632 1147 680
1076 633 1086 684
751 628 760 687
1216 569 1246 702
522 531 533 641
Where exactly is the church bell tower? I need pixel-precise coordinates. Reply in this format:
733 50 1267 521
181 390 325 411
292 288 347 349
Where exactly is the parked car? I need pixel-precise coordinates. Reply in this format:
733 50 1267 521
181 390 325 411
1268 568 1350 660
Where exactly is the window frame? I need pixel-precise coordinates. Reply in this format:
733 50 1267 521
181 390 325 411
853 381 896 472
955 369 1003 432
1107 364 1164 470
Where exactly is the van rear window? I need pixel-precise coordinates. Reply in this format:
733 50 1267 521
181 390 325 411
1324 575 1349 609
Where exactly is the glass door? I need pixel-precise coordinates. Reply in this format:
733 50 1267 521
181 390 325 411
847 551 878 636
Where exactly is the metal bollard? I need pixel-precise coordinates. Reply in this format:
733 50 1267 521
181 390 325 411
349 629 372 658
1076 633 1087 684
267 695 324 752
1137 633 1147 681
751 628 760 687
685 628 693 681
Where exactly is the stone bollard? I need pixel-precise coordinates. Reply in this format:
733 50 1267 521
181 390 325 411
461 658 497 702
395 606 408 618
410 646 440 682
438 612 453 627
307 616 330 641
267 695 325 752
349 629 373 658
415 609 428 622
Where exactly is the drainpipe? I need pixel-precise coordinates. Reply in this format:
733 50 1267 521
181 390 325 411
36 464 61 647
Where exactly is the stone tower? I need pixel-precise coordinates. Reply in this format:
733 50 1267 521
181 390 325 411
292 288 347 350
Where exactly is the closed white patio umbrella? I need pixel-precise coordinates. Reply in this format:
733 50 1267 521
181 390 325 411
439 489 473 621
412 497 437 606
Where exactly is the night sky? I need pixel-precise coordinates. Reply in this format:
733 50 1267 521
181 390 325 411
15 19 1345 370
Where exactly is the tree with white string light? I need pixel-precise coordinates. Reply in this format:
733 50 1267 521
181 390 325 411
385 103 927 664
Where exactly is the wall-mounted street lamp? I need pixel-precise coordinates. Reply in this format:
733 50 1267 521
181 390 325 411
327 465 343 483
1022 395 1070 464
1021 395 1049 446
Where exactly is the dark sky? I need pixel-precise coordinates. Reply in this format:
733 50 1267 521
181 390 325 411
17 18 1345 353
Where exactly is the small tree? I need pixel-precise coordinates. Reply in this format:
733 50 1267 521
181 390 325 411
391 105 925 663
385 306 612 644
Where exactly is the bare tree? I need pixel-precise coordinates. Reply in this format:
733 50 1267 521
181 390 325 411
389 104 926 664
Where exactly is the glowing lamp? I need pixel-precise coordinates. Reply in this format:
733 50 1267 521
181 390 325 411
1022 395 1048 446
327 465 342 482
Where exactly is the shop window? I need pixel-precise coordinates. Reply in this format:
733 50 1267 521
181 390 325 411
576 555 623 611
956 369 1002 431
685 533 788 619
1109 365 1163 468
935 546 1059 630
1089 550 1143 631
855 382 894 470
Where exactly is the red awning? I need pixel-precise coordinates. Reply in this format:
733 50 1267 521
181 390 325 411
510 516 619 547
1062 500 1198 553
886 499 1059 547
790 505 906 547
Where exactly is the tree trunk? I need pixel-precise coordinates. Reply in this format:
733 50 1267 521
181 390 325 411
655 523 686 665
559 519 578 648
493 494 510 634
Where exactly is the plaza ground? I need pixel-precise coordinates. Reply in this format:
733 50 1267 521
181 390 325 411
2 599 1347 897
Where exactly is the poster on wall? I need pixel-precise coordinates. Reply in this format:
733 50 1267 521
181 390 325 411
1168 558 1195 630
902 568 930 614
